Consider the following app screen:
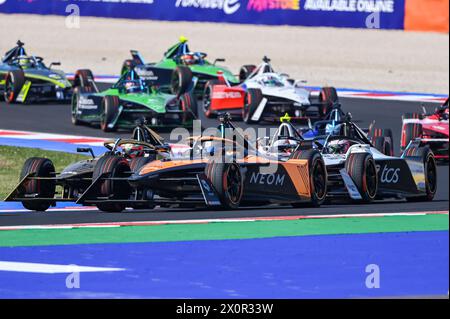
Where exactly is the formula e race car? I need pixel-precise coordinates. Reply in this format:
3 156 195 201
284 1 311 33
121 37 239 97
201 56 339 123
0 41 72 104
71 67 198 131
4 123 174 212
69 114 328 212
400 98 449 161
258 115 437 203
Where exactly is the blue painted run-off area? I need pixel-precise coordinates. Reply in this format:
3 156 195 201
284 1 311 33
0 231 447 298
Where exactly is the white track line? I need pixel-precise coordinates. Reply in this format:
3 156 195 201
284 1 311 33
0 261 124 274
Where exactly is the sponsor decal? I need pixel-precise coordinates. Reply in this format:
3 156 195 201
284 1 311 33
303 0 395 13
212 91 242 99
78 96 97 110
201 179 212 192
175 0 241 15
247 0 300 12
249 172 285 186
377 164 400 184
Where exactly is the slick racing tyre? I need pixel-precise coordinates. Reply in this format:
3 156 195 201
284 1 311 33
374 136 393 157
371 128 394 156
19 158 56 212
403 112 424 120
318 87 339 118
73 69 94 89
205 161 243 210
405 147 437 202
4 70 25 103
121 59 136 76
239 65 256 82
129 156 156 173
93 156 132 213
242 88 263 124
171 66 193 96
71 86 94 126
345 153 378 203
401 123 423 151
202 79 221 118
180 91 198 123
290 149 327 207
100 95 120 132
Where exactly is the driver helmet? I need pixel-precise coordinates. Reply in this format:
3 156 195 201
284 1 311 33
326 139 353 154
261 75 282 87
18 56 32 69
272 138 299 154
180 54 196 66
124 80 144 94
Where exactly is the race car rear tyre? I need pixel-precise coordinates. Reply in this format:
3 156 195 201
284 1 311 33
205 162 243 210
93 156 132 213
401 123 423 151
4 70 25 103
374 136 392 157
406 147 437 202
345 153 378 203
73 69 94 89
171 66 193 96
242 88 263 124
19 158 56 212
318 87 338 118
290 149 327 207
403 112 424 120
121 59 136 76
180 91 198 123
202 80 221 118
71 86 94 125
239 65 257 82
101 95 120 132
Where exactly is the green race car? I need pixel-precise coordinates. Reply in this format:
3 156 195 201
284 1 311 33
121 37 240 97
0 41 72 104
71 68 197 132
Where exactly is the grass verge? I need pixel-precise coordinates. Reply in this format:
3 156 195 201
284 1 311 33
0 145 88 200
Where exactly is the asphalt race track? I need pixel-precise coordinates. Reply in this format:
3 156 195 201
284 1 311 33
0 93 448 226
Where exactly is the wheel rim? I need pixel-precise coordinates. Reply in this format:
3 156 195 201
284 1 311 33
312 160 326 200
426 155 437 194
365 159 378 198
5 77 14 102
171 72 180 94
223 164 242 205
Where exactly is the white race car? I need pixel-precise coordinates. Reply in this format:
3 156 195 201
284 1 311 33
259 118 437 203
202 56 339 123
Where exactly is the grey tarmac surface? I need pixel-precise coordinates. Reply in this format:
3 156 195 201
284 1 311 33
0 93 448 226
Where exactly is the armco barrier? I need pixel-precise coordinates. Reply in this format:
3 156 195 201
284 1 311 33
0 0 406 30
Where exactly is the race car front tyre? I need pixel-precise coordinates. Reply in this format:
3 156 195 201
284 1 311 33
405 147 437 202
19 157 56 212
180 91 198 123
171 66 193 96
290 149 327 207
4 70 25 103
129 156 156 173
202 80 221 118
205 162 243 210
345 153 378 203
239 65 257 82
401 123 423 151
93 156 132 213
71 86 94 125
242 88 263 124
374 136 393 157
121 59 136 76
101 95 120 132
318 87 339 118
371 128 394 156
73 69 94 89
403 112 424 120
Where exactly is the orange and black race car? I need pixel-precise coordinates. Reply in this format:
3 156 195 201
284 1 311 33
78 114 328 212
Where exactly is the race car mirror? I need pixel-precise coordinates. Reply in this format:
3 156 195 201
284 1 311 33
49 62 61 69
77 147 95 159
213 58 225 65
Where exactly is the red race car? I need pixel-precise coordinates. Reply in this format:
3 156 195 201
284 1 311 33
400 98 449 161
